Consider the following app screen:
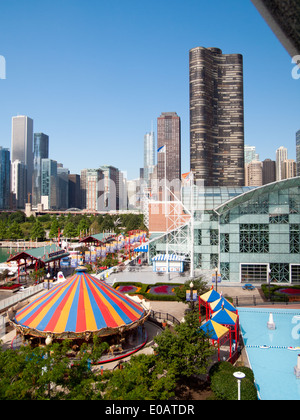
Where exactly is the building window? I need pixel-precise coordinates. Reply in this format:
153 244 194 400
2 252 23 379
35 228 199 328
220 262 230 281
220 233 230 253
210 229 219 246
269 214 289 224
241 264 268 283
195 229 202 246
210 254 218 269
240 224 269 253
195 253 202 268
270 263 290 283
290 224 300 254
291 265 300 283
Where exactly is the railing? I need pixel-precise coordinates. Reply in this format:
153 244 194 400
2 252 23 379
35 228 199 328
149 310 180 326
233 295 300 307
0 283 44 313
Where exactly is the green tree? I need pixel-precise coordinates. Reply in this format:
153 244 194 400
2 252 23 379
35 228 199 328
30 220 46 241
63 221 77 238
49 218 59 239
154 310 214 379
0 220 7 239
101 354 176 400
7 221 24 240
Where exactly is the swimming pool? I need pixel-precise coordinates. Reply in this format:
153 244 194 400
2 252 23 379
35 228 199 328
238 308 300 400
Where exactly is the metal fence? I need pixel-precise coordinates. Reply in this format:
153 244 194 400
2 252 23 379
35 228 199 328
150 310 180 326
0 284 44 313
232 295 300 307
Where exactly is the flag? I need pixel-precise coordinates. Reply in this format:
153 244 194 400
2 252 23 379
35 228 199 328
157 145 166 153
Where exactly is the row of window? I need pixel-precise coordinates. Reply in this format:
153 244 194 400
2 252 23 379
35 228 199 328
195 224 300 254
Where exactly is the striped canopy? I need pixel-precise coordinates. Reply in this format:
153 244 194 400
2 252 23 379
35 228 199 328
211 308 238 326
199 288 221 304
13 267 148 339
199 320 229 341
152 254 185 261
210 297 237 313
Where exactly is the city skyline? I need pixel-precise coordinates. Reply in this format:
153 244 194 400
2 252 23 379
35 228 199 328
0 0 299 180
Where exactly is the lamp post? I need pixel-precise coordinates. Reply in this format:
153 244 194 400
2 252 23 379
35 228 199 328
215 267 218 292
233 371 245 400
47 272 50 290
189 281 194 310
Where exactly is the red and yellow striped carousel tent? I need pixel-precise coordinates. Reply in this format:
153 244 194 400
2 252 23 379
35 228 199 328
12 266 150 341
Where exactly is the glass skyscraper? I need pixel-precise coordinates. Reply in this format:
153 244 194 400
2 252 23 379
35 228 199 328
0 147 10 209
32 133 49 206
11 116 33 196
144 131 155 186
41 159 57 210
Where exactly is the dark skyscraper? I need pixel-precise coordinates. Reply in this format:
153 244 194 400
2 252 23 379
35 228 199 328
262 159 276 185
189 47 245 186
157 112 181 198
32 133 49 206
0 147 10 209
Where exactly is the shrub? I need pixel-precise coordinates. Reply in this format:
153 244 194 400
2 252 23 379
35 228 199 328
209 362 257 400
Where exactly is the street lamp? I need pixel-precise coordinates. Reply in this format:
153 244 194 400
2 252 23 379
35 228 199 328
233 371 246 400
47 272 50 290
189 281 194 310
215 267 218 292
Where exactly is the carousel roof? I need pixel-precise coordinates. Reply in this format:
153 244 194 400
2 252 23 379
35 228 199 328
13 267 148 339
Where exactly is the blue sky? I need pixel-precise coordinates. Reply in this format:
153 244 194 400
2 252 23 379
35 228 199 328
0 0 299 180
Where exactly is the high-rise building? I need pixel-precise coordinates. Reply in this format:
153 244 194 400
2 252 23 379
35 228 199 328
144 130 155 186
11 116 33 196
282 159 297 180
0 147 10 209
189 47 244 186
41 159 57 210
276 146 288 181
32 133 49 207
99 165 119 211
245 161 263 186
84 168 104 212
57 164 69 210
262 159 276 185
296 130 300 176
157 112 181 198
11 160 27 209
245 145 259 164
68 174 81 209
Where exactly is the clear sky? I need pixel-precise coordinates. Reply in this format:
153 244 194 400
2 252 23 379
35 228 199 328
0 0 299 180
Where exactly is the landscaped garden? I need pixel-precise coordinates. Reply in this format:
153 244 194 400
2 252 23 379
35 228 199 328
261 284 300 302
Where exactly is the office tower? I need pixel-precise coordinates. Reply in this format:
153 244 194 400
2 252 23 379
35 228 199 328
245 145 259 164
41 159 57 210
68 174 81 209
276 146 288 180
245 161 263 186
157 112 181 199
0 147 10 209
11 160 27 208
82 169 104 212
99 165 120 211
11 116 33 196
32 133 49 206
262 159 276 185
144 130 155 186
57 164 69 209
189 47 245 186
296 130 300 176
282 159 297 180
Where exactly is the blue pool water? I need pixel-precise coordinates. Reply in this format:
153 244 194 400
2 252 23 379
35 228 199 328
238 308 300 400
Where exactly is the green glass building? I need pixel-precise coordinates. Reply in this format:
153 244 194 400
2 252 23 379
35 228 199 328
149 177 300 284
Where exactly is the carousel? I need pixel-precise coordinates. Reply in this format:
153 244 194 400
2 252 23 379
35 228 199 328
8 265 151 361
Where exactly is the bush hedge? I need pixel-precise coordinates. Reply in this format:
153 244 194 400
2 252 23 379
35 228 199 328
209 362 257 400
261 284 300 302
